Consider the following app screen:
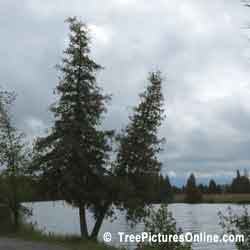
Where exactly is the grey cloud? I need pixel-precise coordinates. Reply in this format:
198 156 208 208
0 0 250 179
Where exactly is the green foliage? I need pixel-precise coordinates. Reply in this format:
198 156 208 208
185 174 202 203
138 204 192 250
0 91 31 229
157 175 173 202
32 17 113 239
219 206 250 250
115 72 165 223
208 179 217 194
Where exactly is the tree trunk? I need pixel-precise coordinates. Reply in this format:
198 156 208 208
79 203 88 239
13 208 19 231
11 174 19 231
90 203 109 240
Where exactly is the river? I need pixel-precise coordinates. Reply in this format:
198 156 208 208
23 201 246 250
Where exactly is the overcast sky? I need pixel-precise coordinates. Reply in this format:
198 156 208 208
1 0 250 183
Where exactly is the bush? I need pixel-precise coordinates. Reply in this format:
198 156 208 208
219 206 250 250
137 204 192 250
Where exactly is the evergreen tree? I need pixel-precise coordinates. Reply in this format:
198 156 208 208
158 175 173 202
198 184 207 194
115 72 165 222
32 17 113 239
0 91 30 229
237 170 241 179
185 173 202 203
231 170 250 194
208 179 217 194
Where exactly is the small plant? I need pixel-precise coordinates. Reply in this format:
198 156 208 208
137 204 192 250
219 206 250 250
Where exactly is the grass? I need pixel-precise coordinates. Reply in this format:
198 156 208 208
6 224 121 250
6 225 121 250
0 205 12 233
173 193 250 203
0 207 120 250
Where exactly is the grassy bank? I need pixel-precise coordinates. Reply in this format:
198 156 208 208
4 226 120 250
0 206 119 250
173 193 250 203
7 225 120 250
0 205 12 234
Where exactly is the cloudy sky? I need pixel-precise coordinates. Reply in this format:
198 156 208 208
1 0 250 184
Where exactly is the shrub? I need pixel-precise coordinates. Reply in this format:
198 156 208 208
137 204 192 250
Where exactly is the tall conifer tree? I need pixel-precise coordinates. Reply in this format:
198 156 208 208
33 17 112 239
115 72 165 222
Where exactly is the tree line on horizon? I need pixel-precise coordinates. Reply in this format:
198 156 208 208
173 170 250 203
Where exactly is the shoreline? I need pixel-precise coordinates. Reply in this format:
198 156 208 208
173 193 250 204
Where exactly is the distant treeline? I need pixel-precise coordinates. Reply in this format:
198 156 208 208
171 170 250 203
174 170 250 194
2 169 249 204
0 174 174 203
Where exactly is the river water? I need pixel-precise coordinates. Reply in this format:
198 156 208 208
23 201 246 250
